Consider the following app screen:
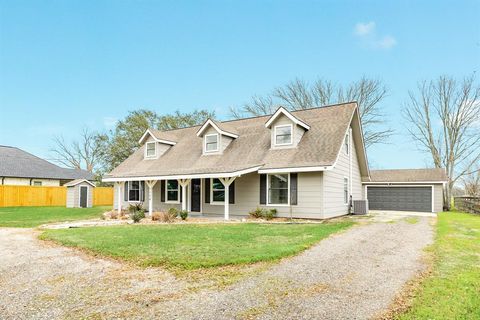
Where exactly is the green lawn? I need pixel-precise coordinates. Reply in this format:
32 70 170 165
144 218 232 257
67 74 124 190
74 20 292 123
0 206 111 228
398 212 480 320
40 221 353 269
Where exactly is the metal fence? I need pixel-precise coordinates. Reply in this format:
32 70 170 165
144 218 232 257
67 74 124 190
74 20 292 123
454 197 480 215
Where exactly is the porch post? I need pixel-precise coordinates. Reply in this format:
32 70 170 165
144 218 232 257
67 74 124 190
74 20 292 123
178 179 191 212
116 182 122 214
146 180 157 217
219 177 236 220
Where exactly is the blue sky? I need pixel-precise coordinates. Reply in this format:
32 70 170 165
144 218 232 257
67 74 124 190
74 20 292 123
0 0 479 169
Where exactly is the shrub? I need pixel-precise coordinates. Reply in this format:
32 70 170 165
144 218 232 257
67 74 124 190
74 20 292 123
264 209 277 220
128 203 144 214
132 210 145 223
168 207 179 219
110 211 118 219
151 212 162 221
179 210 188 220
249 207 266 219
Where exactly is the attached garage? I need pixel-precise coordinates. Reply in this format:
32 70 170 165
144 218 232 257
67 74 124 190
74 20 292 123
367 186 432 212
363 169 447 213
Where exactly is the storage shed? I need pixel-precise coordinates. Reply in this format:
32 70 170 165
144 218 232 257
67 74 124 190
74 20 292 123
65 179 95 208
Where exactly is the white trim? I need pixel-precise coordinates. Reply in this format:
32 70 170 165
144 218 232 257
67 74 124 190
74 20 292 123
165 179 180 204
145 141 157 158
127 180 142 202
273 124 293 146
266 173 290 207
258 166 332 174
362 181 447 184
138 129 176 145
365 184 435 213
210 178 226 205
196 119 239 139
204 133 219 153
79 185 89 208
265 107 310 130
64 179 96 187
102 166 263 182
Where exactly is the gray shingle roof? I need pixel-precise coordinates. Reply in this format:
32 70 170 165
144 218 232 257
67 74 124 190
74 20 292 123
106 102 358 178
0 146 94 180
366 168 448 183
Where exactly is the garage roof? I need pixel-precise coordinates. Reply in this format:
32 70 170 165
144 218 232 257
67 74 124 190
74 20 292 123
364 168 447 183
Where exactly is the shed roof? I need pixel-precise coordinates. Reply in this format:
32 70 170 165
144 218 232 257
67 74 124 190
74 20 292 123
64 179 96 187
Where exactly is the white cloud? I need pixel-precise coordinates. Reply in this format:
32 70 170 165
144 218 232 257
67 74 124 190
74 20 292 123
354 22 376 36
354 21 397 50
103 117 118 128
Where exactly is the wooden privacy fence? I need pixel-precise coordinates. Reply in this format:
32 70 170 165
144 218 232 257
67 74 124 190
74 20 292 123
454 197 480 215
0 185 113 207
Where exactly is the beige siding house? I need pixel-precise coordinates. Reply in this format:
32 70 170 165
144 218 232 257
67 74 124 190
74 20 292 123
105 102 446 219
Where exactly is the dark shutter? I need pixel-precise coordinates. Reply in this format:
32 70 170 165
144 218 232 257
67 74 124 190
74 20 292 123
205 178 210 203
229 181 235 204
124 181 129 201
140 181 145 201
161 180 165 202
260 174 266 205
290 173 298 205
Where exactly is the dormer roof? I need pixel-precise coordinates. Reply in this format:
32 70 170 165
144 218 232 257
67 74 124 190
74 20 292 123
265 106 310 130
138 128 177 145
196 118 239 139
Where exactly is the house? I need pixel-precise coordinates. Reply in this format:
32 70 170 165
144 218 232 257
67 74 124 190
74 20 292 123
103 102 447 219
0 145 94 186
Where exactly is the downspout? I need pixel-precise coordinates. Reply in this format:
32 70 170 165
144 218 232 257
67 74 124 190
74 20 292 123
1 177 4 185
30 178 33 186
349 127 353 214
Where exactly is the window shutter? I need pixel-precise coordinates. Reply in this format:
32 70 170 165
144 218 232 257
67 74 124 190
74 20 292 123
290 173 298 205
161 180 165 202
140 181 145 202
205 178 210 203
229 181 235 204
260 174 266 205
124 181 129 201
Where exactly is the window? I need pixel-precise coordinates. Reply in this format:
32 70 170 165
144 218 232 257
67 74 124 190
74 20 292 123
211 178 225 202
128 181 141 201
33 181 42 186
205 134 219 152
146 142 156 158
345 132 349 154
274 125 292 145
344 178 349 205
166 180 179 202
268 174 289 205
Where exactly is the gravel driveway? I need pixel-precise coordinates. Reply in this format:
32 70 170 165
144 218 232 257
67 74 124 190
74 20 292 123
0 217 433 319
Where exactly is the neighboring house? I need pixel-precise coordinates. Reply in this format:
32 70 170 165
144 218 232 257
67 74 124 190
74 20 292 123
103 102 447 219
0 146 94 186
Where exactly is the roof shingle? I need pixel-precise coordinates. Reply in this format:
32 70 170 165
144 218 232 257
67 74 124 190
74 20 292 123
366 168 447 183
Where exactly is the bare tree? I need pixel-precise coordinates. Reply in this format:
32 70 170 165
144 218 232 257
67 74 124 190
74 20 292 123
51 128 103 172
463 166 480 197
403 75 480 209
230 77 392 147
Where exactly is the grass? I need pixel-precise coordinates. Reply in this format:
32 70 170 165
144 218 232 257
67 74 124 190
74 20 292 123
40 221 353 270
397 212 480 320
0 206 111 228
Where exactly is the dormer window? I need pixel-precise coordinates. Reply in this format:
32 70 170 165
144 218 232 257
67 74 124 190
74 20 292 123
274 124 293 146
205 134 219 152
145 142 156 158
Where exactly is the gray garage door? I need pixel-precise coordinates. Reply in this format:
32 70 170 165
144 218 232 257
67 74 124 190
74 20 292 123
367 186 432 212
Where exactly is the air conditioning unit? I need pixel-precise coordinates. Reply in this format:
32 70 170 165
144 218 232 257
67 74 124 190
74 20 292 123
353 200 368 215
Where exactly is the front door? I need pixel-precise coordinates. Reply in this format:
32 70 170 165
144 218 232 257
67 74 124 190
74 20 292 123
191 179 201 212
80 186 88 208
